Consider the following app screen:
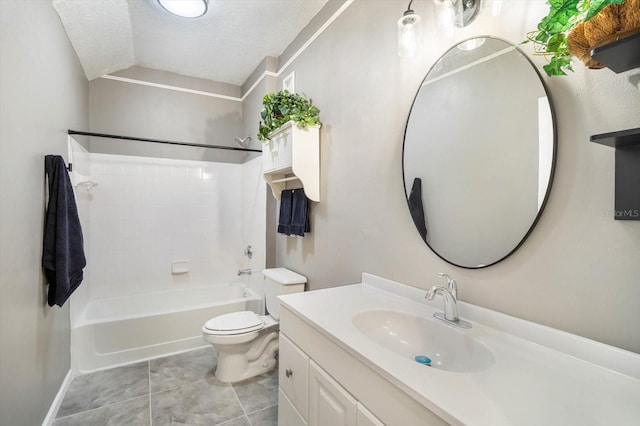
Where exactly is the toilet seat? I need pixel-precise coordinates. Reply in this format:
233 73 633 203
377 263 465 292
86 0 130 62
203 311 264 335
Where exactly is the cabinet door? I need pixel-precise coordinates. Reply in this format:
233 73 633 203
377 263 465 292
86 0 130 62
308 360 357 426
279 334 309 419
279 388 307 426
263 125 293 172
356 403 385 426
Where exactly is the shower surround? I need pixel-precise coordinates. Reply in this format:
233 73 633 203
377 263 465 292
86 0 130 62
69 150 266 372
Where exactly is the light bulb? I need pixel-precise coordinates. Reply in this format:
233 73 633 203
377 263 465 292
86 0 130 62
397 12 422 57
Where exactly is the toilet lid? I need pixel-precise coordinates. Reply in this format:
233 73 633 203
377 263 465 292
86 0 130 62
204 311 264 335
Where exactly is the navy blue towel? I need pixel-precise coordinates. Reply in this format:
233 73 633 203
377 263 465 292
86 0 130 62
277 189 293 235
278 189 311 236
42 155 86 307
290 189 310 236
408 178 428 242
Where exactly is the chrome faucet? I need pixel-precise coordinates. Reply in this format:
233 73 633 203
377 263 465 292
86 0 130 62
238 268 252 276
425 273 471 328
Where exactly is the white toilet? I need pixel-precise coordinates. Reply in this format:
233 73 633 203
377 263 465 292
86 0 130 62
202 268 306 383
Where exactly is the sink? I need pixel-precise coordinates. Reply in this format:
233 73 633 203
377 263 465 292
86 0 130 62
352 309 494 373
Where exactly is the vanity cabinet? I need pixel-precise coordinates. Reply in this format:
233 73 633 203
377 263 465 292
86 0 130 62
262 121 320 202
278 334 385 426
308 360 357 426
279 334 309 422
278 307 447 426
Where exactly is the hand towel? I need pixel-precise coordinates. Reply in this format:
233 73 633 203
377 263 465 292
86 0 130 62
290 188 310 237
277 189 293 235
408 177 428 242
42 155 86 307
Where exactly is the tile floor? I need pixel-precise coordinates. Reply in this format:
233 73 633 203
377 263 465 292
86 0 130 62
54 347 278 426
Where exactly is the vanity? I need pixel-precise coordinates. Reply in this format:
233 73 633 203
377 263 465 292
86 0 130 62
277 274 640 426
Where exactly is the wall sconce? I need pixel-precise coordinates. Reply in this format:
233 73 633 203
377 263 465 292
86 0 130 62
434 0 481 29
397 0 422 57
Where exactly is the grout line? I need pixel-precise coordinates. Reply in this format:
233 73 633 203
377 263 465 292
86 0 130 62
243 403 278 417
147 375 211 397
230 383 252 426
215 414 251 426
53 395 149 421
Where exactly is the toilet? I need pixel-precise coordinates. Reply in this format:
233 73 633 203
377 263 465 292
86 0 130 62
202 268 306 383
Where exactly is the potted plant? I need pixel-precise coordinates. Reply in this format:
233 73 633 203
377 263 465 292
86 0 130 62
257 90 321 142
526 0 639 76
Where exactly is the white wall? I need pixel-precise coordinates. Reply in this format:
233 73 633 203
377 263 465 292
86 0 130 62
267 0 640 353
82 64 267 307
0 1 89 424
241 156 268 303
85 154 246 302
68 138 92 324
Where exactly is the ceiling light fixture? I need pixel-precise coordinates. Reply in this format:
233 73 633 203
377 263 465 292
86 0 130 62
157 0 209 18
397 0 422 58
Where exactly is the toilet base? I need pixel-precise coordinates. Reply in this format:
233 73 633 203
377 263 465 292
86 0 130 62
210 330 279 383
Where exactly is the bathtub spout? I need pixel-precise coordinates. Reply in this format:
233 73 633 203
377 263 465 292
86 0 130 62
238 268 252 276
246 331 278 362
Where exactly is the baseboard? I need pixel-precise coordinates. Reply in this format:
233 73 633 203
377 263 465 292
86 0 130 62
42 369 73 426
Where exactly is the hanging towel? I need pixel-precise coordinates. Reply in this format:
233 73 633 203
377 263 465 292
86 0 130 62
42 155 86 307
408 177 428 243
277 189 293 235
290 188 310 237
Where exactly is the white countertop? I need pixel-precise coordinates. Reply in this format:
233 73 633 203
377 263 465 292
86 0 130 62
278 274 640 426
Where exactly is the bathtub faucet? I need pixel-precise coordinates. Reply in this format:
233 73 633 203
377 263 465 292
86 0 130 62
238 268 252 276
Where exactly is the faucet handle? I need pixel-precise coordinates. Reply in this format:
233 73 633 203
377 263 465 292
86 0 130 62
437 273 457 299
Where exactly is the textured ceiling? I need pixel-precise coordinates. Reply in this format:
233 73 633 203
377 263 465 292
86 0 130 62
52 0 329 84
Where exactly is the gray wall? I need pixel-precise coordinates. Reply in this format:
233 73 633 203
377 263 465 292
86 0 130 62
241 63 278 268
0 0 89 424
265 0 640 353
89 68 245 164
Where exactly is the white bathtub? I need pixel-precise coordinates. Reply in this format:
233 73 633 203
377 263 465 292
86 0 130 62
71 283 262 373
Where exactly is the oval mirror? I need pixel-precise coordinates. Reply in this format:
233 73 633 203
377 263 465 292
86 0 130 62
403 37 556 269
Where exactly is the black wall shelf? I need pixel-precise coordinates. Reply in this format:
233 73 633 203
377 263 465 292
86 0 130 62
591 31 640 74
591 128 640 220
590 127 640 148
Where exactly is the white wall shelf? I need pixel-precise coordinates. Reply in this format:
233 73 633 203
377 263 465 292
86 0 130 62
263 121 320 202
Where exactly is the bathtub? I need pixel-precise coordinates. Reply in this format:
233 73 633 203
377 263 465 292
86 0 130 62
71 283 262 373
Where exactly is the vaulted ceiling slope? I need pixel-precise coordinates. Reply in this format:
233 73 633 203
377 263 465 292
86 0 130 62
53 0 328 85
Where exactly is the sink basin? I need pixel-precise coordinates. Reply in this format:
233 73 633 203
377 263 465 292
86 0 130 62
352 309 494 372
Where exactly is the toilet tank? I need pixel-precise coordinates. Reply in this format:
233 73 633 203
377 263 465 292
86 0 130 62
262 268 306 320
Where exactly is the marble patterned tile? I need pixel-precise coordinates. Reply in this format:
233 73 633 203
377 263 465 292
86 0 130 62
150 347 217 394
231 369 278 414
247 405 278 426
56 362 149 418
53 396 149 426
216 415 251 426
151 377 244 425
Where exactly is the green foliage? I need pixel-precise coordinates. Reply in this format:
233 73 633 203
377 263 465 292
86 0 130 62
526 0 625 76
257 90 321 141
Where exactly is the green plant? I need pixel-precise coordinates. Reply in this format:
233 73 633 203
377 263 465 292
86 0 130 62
257 90 321 141
526 0 625 76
